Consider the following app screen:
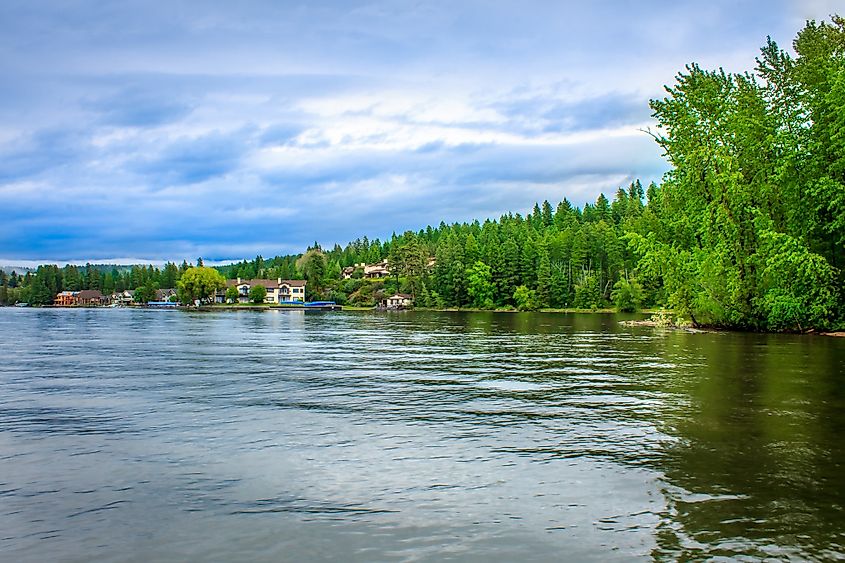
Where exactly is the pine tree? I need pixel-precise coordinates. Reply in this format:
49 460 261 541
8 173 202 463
500 237 520 304
536 245 551 308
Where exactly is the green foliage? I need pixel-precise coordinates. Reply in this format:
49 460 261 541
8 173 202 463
611 277 644 313
758 231 838 331
389 232 428 299
225 286 239 303
133 284 157 304
573 271 602 310
629 15 845 330
298 249 326 294
326 261 342 281
249 284 267 304
466 261 494 308
535 245 551 308
513 285 537 311
177 267 225 305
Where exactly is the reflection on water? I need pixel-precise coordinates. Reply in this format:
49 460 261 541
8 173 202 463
0 308 843 561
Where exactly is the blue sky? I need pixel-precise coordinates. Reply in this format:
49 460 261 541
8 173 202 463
0 0 837 265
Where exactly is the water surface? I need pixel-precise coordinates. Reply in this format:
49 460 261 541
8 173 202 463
1 308 843 561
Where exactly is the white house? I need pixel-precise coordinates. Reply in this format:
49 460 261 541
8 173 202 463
364 260 390 278
382 293 413 309
216 278 306 304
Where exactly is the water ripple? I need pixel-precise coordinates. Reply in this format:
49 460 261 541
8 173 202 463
0 308 843 562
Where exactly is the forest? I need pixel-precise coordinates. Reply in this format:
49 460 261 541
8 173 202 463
3 17 843 332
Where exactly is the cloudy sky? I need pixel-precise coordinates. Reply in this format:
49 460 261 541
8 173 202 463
0 0 837 265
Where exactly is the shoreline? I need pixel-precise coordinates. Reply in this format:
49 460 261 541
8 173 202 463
4 305 844 336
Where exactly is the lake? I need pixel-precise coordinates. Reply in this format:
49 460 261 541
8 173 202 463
1 308 843 561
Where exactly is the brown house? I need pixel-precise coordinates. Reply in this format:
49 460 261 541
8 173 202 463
76 290 104 306
54 290 104 306
54 291 77 306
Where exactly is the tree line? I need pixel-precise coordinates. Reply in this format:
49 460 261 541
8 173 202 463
311 184 657 313
0 262 193 305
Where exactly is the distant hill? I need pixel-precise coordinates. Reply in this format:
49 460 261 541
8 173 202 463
0 266 34 274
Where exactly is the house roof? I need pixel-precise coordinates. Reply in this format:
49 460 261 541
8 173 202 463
389 293 413 299
77 290 103 299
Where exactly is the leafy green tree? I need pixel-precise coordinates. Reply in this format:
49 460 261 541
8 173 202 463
513 285 537 311
134 284 157 304
758 231 838 331
225 286 239 303
177 267 225 305
466 261 494 309
628 17 845 330
249 285 267 304
611 277 644 312
574 271 602 310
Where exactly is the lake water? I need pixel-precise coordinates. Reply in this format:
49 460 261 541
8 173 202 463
1 308 843 561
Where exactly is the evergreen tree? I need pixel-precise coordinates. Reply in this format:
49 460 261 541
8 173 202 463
535 244 551 308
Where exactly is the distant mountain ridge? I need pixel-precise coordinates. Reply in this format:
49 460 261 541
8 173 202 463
0 266 34 274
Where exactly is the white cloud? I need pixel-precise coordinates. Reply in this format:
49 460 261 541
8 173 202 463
0 0 821 262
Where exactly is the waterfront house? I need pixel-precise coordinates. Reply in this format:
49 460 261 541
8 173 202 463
215 278 306 304
54 291 78 306
77 290 104 306
155 288 178 302
110 290 134 305
382 293 413 309
56 290 104 306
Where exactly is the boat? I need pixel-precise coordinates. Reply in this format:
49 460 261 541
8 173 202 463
303 301 343 311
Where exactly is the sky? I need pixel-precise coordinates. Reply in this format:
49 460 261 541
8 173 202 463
0 0 839 266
